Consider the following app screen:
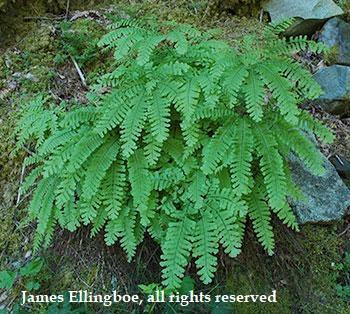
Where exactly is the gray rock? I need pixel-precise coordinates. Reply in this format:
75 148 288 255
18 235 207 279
263 0 344 35
313 65 350 116
319 17 350 66
289 154 350 224
329 154 350 180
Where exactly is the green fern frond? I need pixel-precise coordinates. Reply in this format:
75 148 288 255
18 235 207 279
101 159 126 219
34 178 59 235
181 121 201 148
108 208 139 262
175 78 201 124
257 63 299 124
66 132 105 173
208 187 248 217
41 212 57 249
187 170 207 208
254 125 287 210
91 207 109 237
60 107 98 130
153 166 185 191
79 137 120 224
194 106 232 121
202 120 235 175
128 150 152 225
193 210 218 284
230 118 254 196
207 201 245 258
266 18 296 35
278 59 323 100
248 187 275 255
107 18 146 30
136 35 165 65
221 64 248 107
275 118 325 175
273 202 299 231
37 129 79 157
120 94 147 158
144 132 163 166
242 70 265 121
147 94 171 143
160 217 195 290
63 198 81 232
298 111 334 144
94 92 129 136
20 166 43 194
105 218 121 246
55 174 79 210
16 95 58 149
166 29 188 55
160 61 190 76
27 177 57 219
210 54 236 83
120 210 138 262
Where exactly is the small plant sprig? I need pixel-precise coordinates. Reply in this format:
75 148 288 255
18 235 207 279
16 18 333 290
0 258 44 292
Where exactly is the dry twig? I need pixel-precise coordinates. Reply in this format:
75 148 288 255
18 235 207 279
65 0 70 20
24 15 65 21
71 55 87 88
16 163 26 205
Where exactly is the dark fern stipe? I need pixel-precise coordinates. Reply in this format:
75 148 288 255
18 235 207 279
16 18 334 290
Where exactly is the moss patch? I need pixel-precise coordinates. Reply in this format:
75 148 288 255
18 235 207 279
324 44 341 65
335 0 350 22
221 223 348 313
215 0 263 17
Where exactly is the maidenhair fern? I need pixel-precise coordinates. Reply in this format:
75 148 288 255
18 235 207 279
16 18 334 290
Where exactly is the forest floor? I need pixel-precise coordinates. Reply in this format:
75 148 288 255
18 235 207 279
0 1 350 313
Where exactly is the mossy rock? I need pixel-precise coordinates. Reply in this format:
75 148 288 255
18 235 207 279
324 44 342 65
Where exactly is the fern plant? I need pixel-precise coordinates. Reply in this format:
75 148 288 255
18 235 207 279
16 18 333 290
